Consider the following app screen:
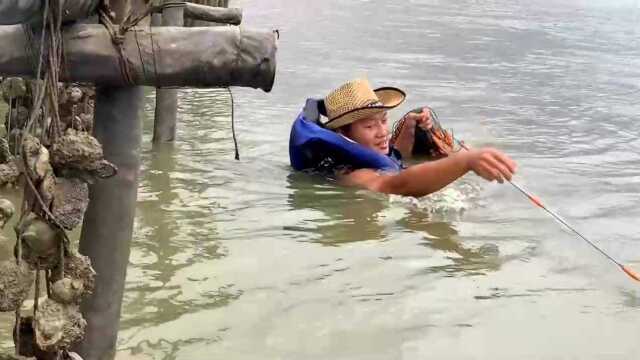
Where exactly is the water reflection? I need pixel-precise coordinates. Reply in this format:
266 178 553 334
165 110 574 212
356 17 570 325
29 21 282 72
285 172 389 245
122 143 237 332
285 171 503 276
126 338 207 360
138 143 180 284
402 209 503 276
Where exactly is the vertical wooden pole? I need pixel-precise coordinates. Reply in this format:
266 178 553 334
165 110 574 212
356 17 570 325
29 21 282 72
75 1 144 359
152 2 184 144
151 13 162 26
76 87 143 360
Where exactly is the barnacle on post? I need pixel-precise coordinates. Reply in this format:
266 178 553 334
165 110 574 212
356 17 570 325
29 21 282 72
91 160 117 179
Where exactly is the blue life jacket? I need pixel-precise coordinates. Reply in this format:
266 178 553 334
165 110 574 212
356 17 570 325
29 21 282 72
289 99 402 173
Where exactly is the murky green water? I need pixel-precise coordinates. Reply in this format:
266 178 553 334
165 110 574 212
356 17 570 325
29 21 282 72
3 0 640 358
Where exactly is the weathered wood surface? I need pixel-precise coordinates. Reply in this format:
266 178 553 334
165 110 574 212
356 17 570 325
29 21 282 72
0 0 99 25
76 86 143 360
186 0 228 27
153 2 185 143
0 24 277 91
183 3 242 25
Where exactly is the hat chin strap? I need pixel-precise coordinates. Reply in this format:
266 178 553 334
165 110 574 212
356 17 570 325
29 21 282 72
337 133 357 143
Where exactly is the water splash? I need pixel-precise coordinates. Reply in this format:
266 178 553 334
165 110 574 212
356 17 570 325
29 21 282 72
390 180 482 215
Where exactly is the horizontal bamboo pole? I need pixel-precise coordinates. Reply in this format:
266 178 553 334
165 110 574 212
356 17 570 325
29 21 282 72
0 24 277 91
0 0 100 25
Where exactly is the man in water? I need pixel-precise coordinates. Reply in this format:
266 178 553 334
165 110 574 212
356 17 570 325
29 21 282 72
290 78 517 197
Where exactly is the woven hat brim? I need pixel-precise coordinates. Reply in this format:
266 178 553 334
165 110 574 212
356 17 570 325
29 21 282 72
325 87 406 129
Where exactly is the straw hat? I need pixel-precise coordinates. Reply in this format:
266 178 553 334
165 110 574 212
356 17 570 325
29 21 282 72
323 79 406 129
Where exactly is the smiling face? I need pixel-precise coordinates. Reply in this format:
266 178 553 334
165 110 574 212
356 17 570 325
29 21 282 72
337 111 390 155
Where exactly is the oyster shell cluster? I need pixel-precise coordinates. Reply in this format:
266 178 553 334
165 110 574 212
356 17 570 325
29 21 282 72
51 252 96 298
0 77 27 102
0 79 22 185
58 84 95 134
0 198 15 228
50 278 85 305
12 314 85 359
51 178 89 230
50 129 117 181
0 261 34 312
0 157 19 187
34 299 86 352
1 81 102 358
6 253 96 357
16 213 63 270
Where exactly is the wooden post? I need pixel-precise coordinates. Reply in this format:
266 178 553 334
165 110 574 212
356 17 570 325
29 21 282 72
187 0 228 27
153 2 185 144
75 1 144 359
75 86 143 360
151 13 162 26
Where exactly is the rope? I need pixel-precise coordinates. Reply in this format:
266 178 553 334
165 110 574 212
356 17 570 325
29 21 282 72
14 310 20 356
22 0 50 138
33 267 40 317
98 8 136 86
12 13 71 358
6 97 13 141
149 18 160 87
228 87 239 160
21 156 72 243
45 270 51 297
59 234 65 279
133 23 149 83
98 1 167 86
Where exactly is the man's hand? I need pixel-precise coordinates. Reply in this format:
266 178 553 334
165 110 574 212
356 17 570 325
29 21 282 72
465 148 517 183
404 108 434 131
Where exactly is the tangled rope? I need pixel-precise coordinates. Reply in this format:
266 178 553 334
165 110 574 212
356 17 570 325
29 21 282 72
98 1 183 86
16 0 67 356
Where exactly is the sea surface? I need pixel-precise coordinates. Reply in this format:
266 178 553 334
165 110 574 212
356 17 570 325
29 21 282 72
2 0 640 359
